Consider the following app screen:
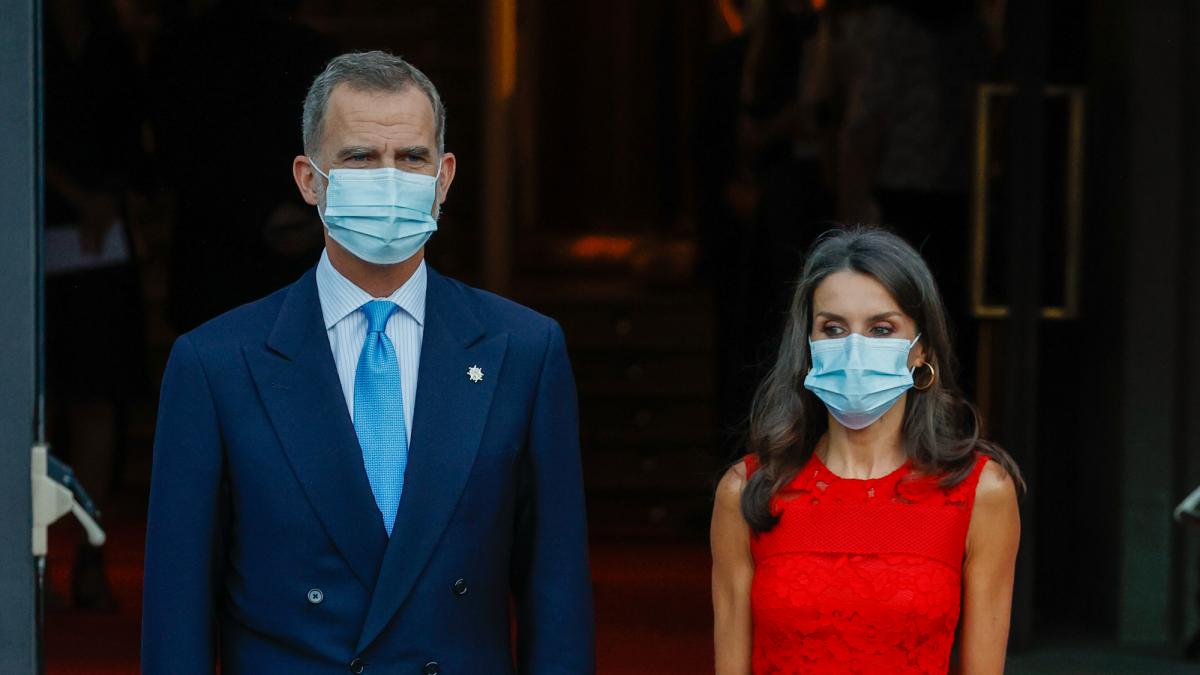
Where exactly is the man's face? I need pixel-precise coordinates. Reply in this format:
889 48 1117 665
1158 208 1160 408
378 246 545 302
293 83 456 220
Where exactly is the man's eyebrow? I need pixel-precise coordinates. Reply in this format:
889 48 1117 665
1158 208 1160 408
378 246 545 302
396 145 432 158
335 145 377 159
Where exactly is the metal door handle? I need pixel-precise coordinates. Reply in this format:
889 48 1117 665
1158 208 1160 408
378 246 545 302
971 83 1086 320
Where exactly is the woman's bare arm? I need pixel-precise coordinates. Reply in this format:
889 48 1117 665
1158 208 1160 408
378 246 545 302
960 460 1021 674
712 461 754 675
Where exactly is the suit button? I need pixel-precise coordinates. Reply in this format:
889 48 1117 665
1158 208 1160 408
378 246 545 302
452 578 468 596
422 662 440 675
349 657 365 673
307 588 324 605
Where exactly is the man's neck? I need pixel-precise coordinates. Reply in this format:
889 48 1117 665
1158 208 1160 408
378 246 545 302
326 238 424 298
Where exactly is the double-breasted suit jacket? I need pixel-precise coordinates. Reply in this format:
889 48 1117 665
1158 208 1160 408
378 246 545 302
142 266 595 673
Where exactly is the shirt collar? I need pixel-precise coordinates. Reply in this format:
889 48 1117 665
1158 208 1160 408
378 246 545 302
315 249 427 330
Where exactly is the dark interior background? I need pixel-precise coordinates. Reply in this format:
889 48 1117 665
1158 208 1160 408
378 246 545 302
27 0 1200 672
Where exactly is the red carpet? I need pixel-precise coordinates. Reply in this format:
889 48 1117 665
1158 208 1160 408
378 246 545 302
44 498 146 675
43 496 714 675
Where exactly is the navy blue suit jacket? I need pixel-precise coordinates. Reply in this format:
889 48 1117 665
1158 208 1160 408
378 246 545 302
142 266 595 673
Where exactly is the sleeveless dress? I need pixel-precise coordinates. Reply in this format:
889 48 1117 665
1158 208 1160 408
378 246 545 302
744 451 990 674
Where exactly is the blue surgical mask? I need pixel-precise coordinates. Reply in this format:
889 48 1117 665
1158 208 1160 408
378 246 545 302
803 333 921 430
309 158 441 265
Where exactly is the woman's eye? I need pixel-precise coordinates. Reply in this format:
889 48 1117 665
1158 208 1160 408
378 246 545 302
822 325 845 337
870 325 894 336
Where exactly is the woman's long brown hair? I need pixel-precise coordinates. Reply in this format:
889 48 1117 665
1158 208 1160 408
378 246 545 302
741 226 1025 532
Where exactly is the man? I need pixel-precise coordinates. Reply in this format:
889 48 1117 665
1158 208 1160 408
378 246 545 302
142 51 595 674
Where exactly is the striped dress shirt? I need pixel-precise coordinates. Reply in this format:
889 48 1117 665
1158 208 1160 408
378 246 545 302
315 249 425 444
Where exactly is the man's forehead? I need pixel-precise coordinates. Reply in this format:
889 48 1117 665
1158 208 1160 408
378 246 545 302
325 84 435 137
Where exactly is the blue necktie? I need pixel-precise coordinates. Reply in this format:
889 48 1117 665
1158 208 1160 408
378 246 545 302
354 300 407 536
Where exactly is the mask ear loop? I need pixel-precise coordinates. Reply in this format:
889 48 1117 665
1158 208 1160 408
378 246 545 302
307 158 333 230
308 157 330 181
906 333 923 376
430 155 445 216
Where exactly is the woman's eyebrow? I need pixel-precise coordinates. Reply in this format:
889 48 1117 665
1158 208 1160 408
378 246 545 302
815 311 902 321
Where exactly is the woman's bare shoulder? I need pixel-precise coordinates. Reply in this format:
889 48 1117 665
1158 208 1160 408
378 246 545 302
716 460 749 507
975 458 1018 509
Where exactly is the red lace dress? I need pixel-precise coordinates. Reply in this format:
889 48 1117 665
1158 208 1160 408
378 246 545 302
744 451 990 674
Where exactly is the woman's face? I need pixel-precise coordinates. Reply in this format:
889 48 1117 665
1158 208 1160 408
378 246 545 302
810 269 926 368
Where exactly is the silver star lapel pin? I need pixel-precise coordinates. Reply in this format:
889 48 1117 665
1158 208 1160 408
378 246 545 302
467 365 484 383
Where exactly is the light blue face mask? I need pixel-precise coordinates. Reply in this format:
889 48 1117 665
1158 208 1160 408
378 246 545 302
803 332 921 430
309 158 441 265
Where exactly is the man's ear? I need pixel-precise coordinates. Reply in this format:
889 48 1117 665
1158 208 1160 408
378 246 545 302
435 152 457 206
293 155 322 206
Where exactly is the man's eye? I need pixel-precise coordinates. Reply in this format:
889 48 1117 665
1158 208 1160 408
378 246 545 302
347 154 368 162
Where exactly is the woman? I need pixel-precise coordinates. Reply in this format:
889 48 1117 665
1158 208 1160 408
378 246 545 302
712 227 1022 674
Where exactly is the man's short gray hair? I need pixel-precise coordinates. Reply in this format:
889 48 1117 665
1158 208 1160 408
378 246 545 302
302 51 446 158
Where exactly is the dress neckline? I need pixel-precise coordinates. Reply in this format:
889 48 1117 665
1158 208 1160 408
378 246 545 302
810 451 911 483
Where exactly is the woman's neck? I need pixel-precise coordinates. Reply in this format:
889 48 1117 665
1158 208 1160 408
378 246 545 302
818 393 909 479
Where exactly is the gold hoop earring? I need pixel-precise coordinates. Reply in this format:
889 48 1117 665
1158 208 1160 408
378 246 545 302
913 362 936 391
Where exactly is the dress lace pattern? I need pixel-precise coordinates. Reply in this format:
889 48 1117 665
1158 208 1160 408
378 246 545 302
746 451 989 674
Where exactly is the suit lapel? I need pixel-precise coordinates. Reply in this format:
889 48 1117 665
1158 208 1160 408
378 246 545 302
244 270 388 590
356 269 508 653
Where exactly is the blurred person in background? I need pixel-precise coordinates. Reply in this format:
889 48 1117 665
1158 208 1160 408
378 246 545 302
835 0 996 391
698 0 836 461
712 227 1021 674
695 0 755 459
150 0 335 333
739 0 836 334
43 0 151 611
141 51 594 673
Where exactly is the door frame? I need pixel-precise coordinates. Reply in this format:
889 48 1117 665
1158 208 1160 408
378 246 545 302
0 0 40 670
